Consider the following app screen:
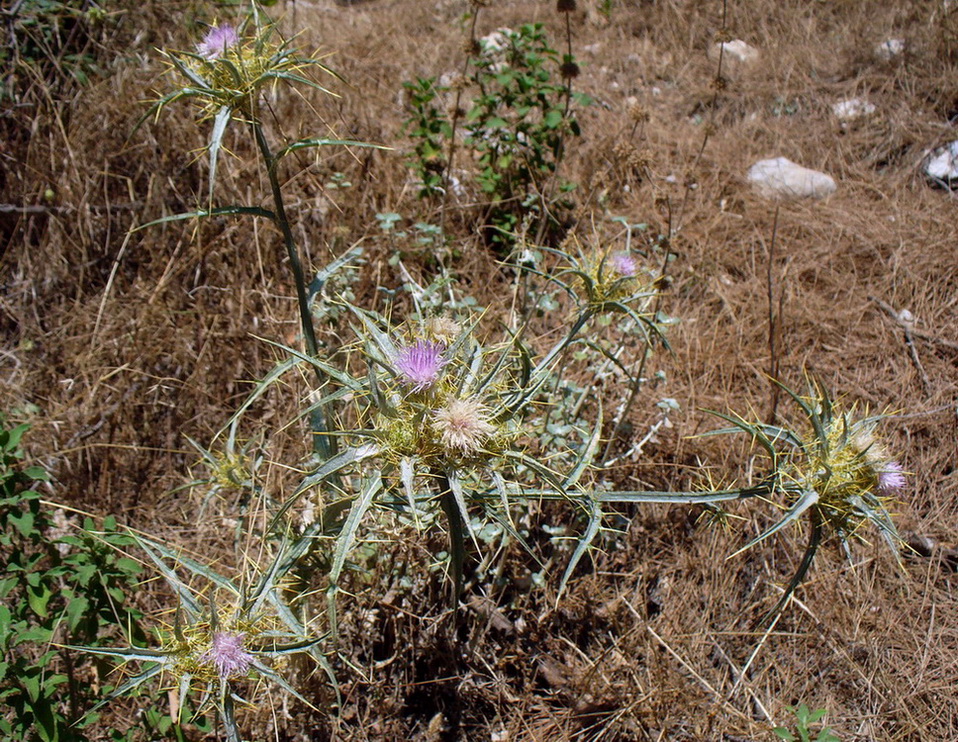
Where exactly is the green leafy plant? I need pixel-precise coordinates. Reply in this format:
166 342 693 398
0 419 152 741
403 23 590 249
773 703 840 742
0 1 111 99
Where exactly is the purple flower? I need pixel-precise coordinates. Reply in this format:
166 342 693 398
610 251 638 277
877 460 906 496
394 340 446 391
202 631 253 679
197 24 239 60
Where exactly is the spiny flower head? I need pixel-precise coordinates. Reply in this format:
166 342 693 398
568 242 656 312
201 631 254 679
877 460 906 496
159 15 336 122
610 251 638 277
794 412 905 534
210 450 250 489
394 340 447 392
196 24 239 60
433 397 497 454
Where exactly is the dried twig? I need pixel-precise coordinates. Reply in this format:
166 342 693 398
869 296 932 393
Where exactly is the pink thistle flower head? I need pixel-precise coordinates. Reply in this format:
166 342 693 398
197 24 239 60
877 460 906 496
610 251 638 277
202 631 253 679
394 340 446 391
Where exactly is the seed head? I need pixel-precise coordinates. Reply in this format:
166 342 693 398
425 317 462 345
557 0 578 11
201 631 253 679
625 96 649 123
433 397 496 454
560 61 581 80
394 340 447 391
197 24 239 60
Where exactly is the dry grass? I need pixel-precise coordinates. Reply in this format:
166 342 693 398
2 0 958 739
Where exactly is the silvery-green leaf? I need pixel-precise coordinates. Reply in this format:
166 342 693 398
250 659 316 708
276 138 390 162
82 661 165 717
447 469 478 549
558 497 602 599
134 537 202 616
137 206 276 232
327 474 382 638
400 456 420 526
308 245 365 302
207 105 232 204
137 534 238 596
564 400 602 489
271 444 379 529
730 489 819 559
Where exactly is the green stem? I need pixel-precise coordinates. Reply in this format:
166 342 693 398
600 236 673 464
758 507 823 628
437 472 465 603
250 117 334 459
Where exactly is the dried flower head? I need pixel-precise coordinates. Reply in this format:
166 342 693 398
197 24 239 60
557 0 578 11
560 61 581 80
425 317 462 345
433 397 497 454
625 96 649 124
394 340 447 391
200 631 254 679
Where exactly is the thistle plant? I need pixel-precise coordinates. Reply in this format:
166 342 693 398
262 304 594 627
74 532 328 741
702 378 905 624
140 3 385 459
77 5 911 736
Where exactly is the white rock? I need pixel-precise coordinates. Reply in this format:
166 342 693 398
708 39 760 67
831 97 877 122
923 140 958 187
747 157 837 199
480 29 511 54
875 38 905 60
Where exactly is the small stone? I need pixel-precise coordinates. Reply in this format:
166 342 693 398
875 38 905 60
922 140 958 188
747 157 837 199
708 39 760 68
480 29 511 54
831 97 877 122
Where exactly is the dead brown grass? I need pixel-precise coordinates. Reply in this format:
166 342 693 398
2 0 958 739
